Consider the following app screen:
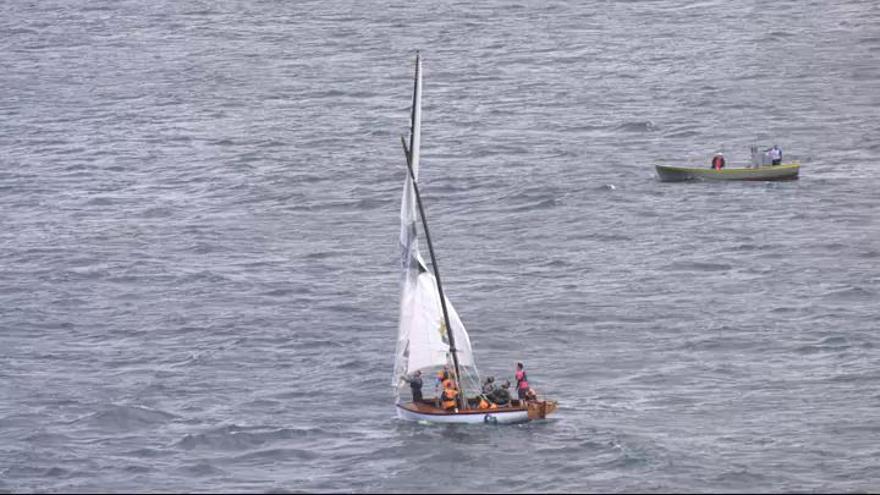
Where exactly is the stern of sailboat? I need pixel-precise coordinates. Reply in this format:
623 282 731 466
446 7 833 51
527 400 558 420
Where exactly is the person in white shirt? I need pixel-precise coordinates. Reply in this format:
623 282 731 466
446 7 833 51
766 145 782 165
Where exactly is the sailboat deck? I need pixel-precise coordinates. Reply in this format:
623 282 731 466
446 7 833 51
399 399 528 416
398 399 556 417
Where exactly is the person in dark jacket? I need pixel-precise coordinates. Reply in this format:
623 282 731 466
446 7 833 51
491 381 512 406
401 370 424 402
482 376 496 396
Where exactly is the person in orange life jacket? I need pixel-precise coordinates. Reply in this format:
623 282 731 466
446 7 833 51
400 370 423 402
515 362 531 401
439 368 457 391
437 367 449 383
478 396 498 410
441 381 459 411
434 368 448 406
435 367 458 407
710 152 726 170
435 367 450 393
437 366 454 383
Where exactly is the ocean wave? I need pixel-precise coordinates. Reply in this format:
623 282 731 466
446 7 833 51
71 405 178 431
174 425 326 451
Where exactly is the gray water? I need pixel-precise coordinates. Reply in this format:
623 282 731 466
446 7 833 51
2 0 879 492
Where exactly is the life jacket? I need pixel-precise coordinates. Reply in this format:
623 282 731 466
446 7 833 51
515 370 529 391
712 155 725 170
478 398 491 409
441 387 458 410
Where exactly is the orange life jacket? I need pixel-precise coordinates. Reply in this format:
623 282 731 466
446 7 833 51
442 387 458 410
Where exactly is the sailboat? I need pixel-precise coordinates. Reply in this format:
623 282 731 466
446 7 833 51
393 53 558 425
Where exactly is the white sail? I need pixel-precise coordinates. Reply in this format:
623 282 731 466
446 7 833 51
397 262 476 372
408 51 421 179
393 53 479 399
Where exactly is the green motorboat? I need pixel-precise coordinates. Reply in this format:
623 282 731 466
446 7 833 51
655 163 800 183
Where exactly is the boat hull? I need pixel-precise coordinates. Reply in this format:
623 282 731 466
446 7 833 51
396 400 556 425
655 163 799 182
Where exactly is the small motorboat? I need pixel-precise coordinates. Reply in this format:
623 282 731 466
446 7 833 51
655 163 800 182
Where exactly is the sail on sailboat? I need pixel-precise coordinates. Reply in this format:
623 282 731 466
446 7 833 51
393 53 557 424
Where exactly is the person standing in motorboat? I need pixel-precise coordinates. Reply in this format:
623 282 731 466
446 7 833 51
710 152 726 170
766 144 783 165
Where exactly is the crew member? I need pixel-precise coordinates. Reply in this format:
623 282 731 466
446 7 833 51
401 370 424 403
711 152 726 170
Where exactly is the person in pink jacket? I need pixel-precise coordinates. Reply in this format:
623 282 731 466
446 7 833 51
515 362 530 401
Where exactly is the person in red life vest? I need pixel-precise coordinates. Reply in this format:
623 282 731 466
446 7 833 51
710 152 726 170
515 362 531 401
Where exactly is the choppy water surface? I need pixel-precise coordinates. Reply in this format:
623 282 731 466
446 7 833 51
1 0 879 492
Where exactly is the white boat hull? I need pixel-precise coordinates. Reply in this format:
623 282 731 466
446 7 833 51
396 403 532 425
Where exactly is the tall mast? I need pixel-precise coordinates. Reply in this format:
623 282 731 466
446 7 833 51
401 52 465 409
